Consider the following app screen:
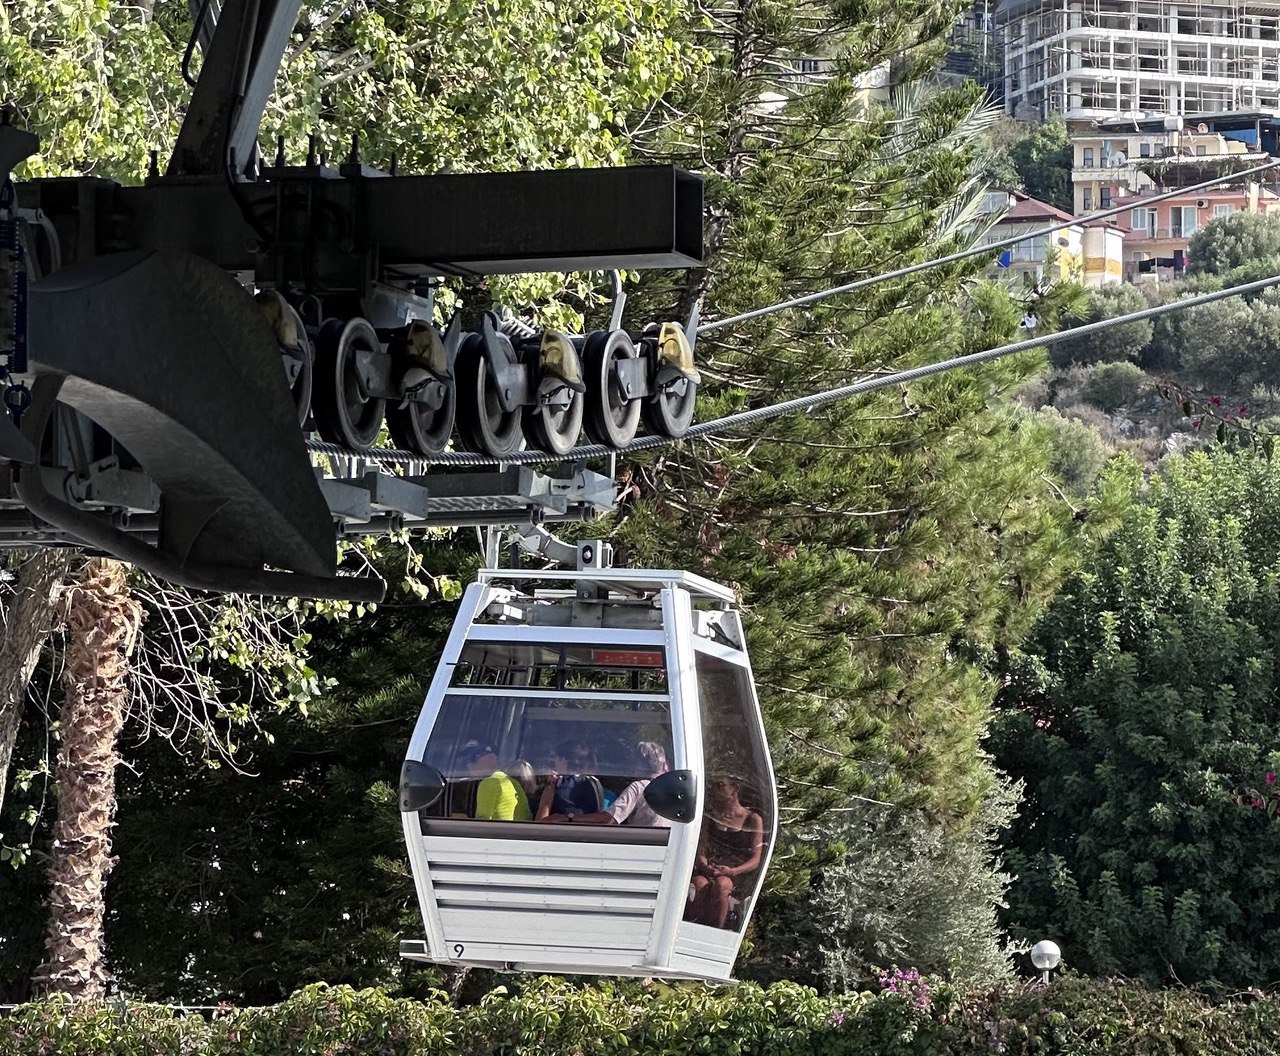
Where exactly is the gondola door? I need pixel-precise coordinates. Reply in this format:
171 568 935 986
670 606 777 980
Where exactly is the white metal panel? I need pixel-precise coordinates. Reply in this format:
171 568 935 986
402 579 494 961
674 921 740 965
438 908 652 950
477 566 737 603
422 835 667 873
668 951 734 981
435 886 658 913
644 586 705 971
428 865 662 892
461 625 667 647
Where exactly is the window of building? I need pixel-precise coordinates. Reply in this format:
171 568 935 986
1083 147 1095 167
1171 206 1198 237
1214 203 1236 217
1195 144 1207 156
1100 187 1112 208
1082 188 1093 210
1140 142 1151 158
1131 207 1152 232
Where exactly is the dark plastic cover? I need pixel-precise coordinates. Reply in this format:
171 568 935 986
399 759 446 812
644 769 697 823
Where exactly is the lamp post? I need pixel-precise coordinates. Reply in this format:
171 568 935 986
1030 940 1061 984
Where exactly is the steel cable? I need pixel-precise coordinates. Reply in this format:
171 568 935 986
697 158 1280 334
308 271 1280 468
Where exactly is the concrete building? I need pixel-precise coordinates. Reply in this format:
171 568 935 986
979 190 1128 285
1070 114 1272 212
1121 179 1280 277
997 0 1280 123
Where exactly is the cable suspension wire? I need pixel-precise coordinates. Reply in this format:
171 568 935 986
698 158 1280 335
309 270 1280 469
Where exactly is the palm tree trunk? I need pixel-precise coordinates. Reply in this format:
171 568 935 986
32 558 142 999
0 551 74 819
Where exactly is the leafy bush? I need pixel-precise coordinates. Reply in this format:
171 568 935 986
753 775 1021 993
5 978 1280 1056
1051 285 1152 367
1081 361 1148 411
1188 212 1280 275
993 451 1280 989
1029 407 1111 496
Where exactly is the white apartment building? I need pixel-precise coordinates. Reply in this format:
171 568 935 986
997 0 1280 121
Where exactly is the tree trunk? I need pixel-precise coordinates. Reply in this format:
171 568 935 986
32 559 142 999
0 551 74 819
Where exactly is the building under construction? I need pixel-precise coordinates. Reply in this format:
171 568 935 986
997 0 1280 121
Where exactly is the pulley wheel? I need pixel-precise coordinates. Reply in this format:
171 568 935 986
312 317 386 449
454 334 525 457
524 385 583 455
387 381 456 454
642 373 698 439
583 330 641 448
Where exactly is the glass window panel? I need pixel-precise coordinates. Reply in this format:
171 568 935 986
452 640 667 693
683 650 774 933
420 693 674 829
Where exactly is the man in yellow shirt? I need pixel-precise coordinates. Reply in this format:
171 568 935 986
459 742 532 821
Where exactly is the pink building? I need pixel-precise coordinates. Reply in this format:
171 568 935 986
1123 183 1280 281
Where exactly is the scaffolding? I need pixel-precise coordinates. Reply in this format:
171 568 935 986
997 0 1280 120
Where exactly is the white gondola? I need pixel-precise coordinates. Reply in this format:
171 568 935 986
399 545 776 981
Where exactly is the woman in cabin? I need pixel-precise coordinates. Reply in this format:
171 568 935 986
686 777 765 929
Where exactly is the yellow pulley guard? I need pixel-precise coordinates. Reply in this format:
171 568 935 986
539 330 587 392
656 322 700 384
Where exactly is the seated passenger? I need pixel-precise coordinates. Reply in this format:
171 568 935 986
572 742 672 828
686 777 765 929
535 740 604 821
458 742 532 821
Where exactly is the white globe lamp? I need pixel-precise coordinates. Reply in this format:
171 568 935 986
1030 939 1062 984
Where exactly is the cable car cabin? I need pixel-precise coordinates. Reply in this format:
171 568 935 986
398 567 776 981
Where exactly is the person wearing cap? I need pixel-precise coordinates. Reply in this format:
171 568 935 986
458 742 532 821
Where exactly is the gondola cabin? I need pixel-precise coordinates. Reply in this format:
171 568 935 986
399 562 776 981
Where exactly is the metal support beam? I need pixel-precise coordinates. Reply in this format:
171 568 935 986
19 166 702 279
168 0 304 177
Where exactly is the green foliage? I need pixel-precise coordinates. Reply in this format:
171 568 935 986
1188 212 1280 275
1051 285 1152 367
993 450 1280 989
1027 407 1111 497
755 776 1022 992
1004 115 1073 212
1166 293 1280 394
1081 361 1148 412
6 978 1280 1056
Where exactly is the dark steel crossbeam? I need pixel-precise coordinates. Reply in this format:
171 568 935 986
19 166 702 278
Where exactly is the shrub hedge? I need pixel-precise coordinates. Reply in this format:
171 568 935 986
4 976 1280 1056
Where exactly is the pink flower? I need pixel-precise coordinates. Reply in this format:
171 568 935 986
1266 772 1276 786
1210 396 1222 406
1253 797 1264 808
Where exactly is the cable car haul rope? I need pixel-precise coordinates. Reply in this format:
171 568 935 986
307 271 1280 468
